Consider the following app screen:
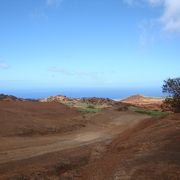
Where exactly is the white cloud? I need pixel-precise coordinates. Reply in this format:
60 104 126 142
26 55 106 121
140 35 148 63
124 0 162 6
123 0 134 5
48 67 74 75
137 19 159 48
48 67 99 80
30 0 63 19
46 0 63 7
160 0 180 32
30 8 47 19
124 0 180 33
0 62 10 69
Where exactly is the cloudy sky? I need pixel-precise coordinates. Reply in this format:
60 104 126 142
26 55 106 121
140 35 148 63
0 0 179 96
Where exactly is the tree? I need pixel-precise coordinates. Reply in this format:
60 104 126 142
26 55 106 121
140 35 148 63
162 78 180 113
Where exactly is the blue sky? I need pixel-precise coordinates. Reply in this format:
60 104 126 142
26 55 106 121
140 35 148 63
0 0 180 97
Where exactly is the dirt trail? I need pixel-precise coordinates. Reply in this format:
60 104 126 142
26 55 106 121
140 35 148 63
0 112 149 165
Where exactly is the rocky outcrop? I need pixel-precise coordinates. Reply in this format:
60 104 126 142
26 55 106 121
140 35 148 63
39 95 118 106
79 97 115 105
38 95 129 110
39 95 74 103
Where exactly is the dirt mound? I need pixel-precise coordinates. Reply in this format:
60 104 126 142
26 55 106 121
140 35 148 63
121 94 164 110
79 113 180 179
0 101 84 137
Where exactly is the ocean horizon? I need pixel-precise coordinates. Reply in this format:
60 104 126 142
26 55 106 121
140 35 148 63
1 87 164 99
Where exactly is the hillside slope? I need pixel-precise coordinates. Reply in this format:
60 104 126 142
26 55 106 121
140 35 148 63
80 113 180 179
0 101 84 136
121 94 164 110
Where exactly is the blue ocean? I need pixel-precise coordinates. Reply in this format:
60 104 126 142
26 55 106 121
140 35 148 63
1 87 164 99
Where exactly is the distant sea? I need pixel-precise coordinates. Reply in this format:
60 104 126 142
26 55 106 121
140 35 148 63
1 87 164 99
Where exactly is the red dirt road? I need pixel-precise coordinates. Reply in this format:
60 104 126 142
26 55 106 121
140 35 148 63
0 111 148 165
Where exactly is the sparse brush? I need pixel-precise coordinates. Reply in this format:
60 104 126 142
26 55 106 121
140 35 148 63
129 106 169 116
87 105 96 109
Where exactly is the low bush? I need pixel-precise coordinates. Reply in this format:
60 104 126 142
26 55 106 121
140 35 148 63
129 106 169 116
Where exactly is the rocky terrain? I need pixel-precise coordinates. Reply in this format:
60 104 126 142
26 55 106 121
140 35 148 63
38 95 74 103
0 93 179 179
39 95 120 107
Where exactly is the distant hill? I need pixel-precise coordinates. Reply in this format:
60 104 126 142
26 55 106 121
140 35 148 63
0 93 164 111
38 95 127 109
120 94 164 110
0 94 24 102
0 94 37 102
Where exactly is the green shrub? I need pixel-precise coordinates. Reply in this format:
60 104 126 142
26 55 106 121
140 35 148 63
75 103 101 113
129 106 169 116
87 105 96 109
